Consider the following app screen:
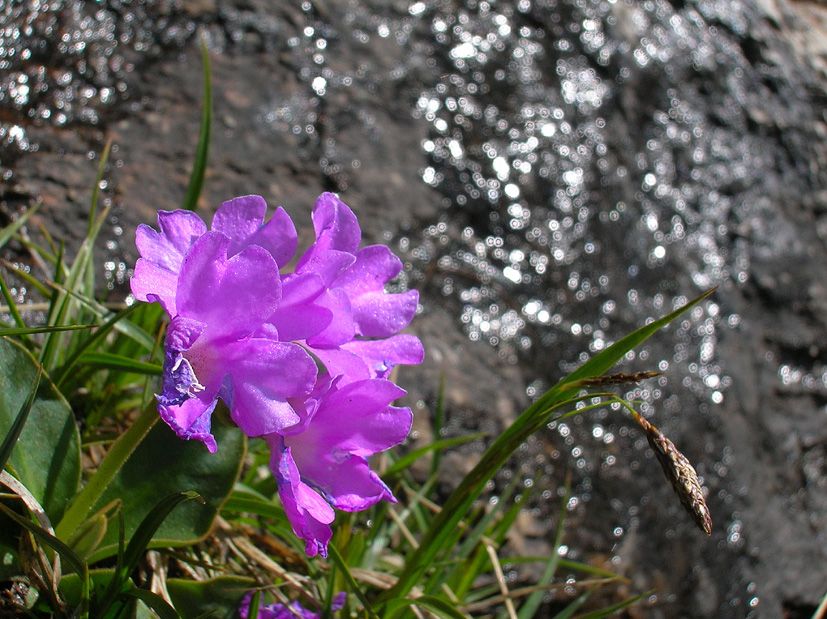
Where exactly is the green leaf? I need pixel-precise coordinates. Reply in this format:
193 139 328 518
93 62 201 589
181 36 212 212
0 324 95 336
518 476 570 619
0 338 80 522
384 433 487 477
74 351 162 376
0 367 41 473
86 419 245 563
0 271 28 333
166 576 256 618
571 590 649 618
327 544 380 619
0 503 86 575
59 569 122 614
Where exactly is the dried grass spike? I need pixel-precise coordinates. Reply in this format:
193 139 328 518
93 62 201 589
635 414 712 535
581 371 661 386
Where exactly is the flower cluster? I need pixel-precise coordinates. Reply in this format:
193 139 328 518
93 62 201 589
131 193 423 556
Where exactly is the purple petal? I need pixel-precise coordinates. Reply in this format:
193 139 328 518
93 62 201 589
331 245 418 337
176 233 282 335
131 258 178 315
297 453 395 512
295 193 360 285
136 210 207 270
268 439 334 558
303 346 371 385
131 211 208 313
300 379 411 455
304 289 355 347
351 289 419 338
269 273 332 342
310 193 361 254
331 593 347 611
342 335 425 379
334 245 401 291
158 395 219 453
212 196 298 267
211 195 267 249
243 206 298 268
223 340 317 436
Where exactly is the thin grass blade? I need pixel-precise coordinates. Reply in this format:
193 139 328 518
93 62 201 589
378 289 715 605
0 324 95 337
0 201 41 249
570 590 649 618
96 491 200 616
385 433 486 477
72 351 161 376
119 587 179 619
326 544 380 619
385 596 470 619
181 36 212 212
0 271 27 331
518 475 571 619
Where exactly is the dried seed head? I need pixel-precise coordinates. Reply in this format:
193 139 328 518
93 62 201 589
635 415 712 535
581 372 661 387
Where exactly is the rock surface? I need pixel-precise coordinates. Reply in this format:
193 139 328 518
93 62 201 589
3 0 827 616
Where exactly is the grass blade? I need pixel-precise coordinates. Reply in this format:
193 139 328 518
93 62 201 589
326 543 380 619
181 36 212 212
378 288 716 605
73 351 162 376
385 433 486 477
0 201 41 249
119 588 179 619
96 491 200 616
572 590 649 618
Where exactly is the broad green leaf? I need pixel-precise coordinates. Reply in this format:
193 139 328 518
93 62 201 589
166 576 255 618
0 368 41 473
0 338 80 522
86 419 245 563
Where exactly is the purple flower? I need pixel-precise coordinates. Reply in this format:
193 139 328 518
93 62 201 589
154 231 317 451
239 592 346 619
131 192 422 556
265 374 412 558
131 198 319 452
